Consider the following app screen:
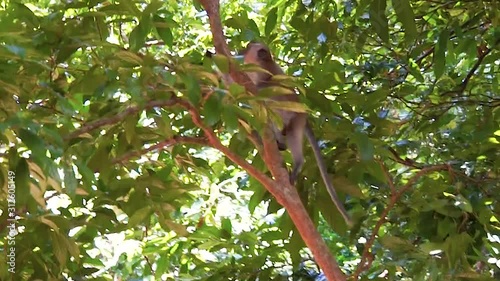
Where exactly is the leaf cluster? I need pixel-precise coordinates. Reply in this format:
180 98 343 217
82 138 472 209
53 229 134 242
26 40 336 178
0 0 499 280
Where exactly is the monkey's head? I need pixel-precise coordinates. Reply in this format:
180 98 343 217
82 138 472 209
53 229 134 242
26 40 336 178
242 42 273 64
241 42 276 85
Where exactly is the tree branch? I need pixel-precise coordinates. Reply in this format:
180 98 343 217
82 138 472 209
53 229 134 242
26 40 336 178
65 98 179 140
176 98 278 194
111 136 210 165
198 0 258 94
197 1 347 280
387 146 422 168
353 164 449 280
376 159 396 193
455 38 499 93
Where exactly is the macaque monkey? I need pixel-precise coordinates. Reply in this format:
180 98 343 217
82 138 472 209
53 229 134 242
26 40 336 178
242 42 352 226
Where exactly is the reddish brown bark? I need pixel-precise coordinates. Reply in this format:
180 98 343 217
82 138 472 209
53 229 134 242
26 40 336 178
197 0 347 280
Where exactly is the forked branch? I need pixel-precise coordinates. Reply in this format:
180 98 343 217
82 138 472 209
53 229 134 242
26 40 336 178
197 0 346 280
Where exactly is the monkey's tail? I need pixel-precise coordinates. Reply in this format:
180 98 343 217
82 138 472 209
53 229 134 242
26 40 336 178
304 125 353 227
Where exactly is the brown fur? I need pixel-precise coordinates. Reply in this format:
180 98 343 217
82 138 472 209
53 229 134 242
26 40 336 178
242 42 352 226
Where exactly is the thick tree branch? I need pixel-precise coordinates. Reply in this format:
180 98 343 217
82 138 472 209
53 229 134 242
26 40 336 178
197 1 347 280
198 0 257 94
176 98 278 194
353 164 449 280
261 126 347 281
260 127 289 184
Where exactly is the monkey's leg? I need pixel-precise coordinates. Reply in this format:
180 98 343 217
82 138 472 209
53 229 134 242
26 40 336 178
277 142 287 151
286 119 306 184
272 123 287 151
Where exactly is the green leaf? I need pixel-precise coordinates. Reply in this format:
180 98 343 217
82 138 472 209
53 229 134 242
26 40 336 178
434 29 449 79
56 45 79 63
228 83 246 97
267 100 308 113
63 164 77 196
39 216 60 232
306 89 333 113
123 115 138 144
129 21 151 52
154 115 173 137
290 17 305 33
287 229 304 267
444 233 473 265
45 159 63 192
364 88 388 111
155 256 169 279
443 192 473 213
154 14 175 46
87 144 111 172
51 232 68 267
315 16 338 40
18 129 45 157
260 230 284 241
127 206 152 227
332 177 363 198
196 70 220 86
0 80 20 95
12 3 39 28
257 85 295 98
407 58 425 82
355 31 368 51
225 17 245 30
351 132 374 161
114 50 143 66
183 75 201 105
239 63 273 76
379 235 415 253
248 181 266 213
370 0 389 43
222 105 239 132
13 159 29 207
265 8 278 36
363 160 387 184
155 26 173 46
161 220 189 236
119 0 141 16
70 69 108 95
143 0 162 15
221 217 232 239
392 0 417 43
355 0 371 18
202 94 222 126
245 19 261 39
317 193 349 234
212 54 230 74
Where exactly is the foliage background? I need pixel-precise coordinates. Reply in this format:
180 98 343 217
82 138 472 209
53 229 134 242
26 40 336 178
0 0 499 280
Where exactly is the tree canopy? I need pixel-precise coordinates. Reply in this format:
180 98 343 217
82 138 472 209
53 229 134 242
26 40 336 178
0 0 499 280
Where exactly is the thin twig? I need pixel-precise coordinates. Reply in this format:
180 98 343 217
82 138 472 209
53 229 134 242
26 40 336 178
65 98 179 140
376 159 396 193
111 136 210 164
353 164 449 280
